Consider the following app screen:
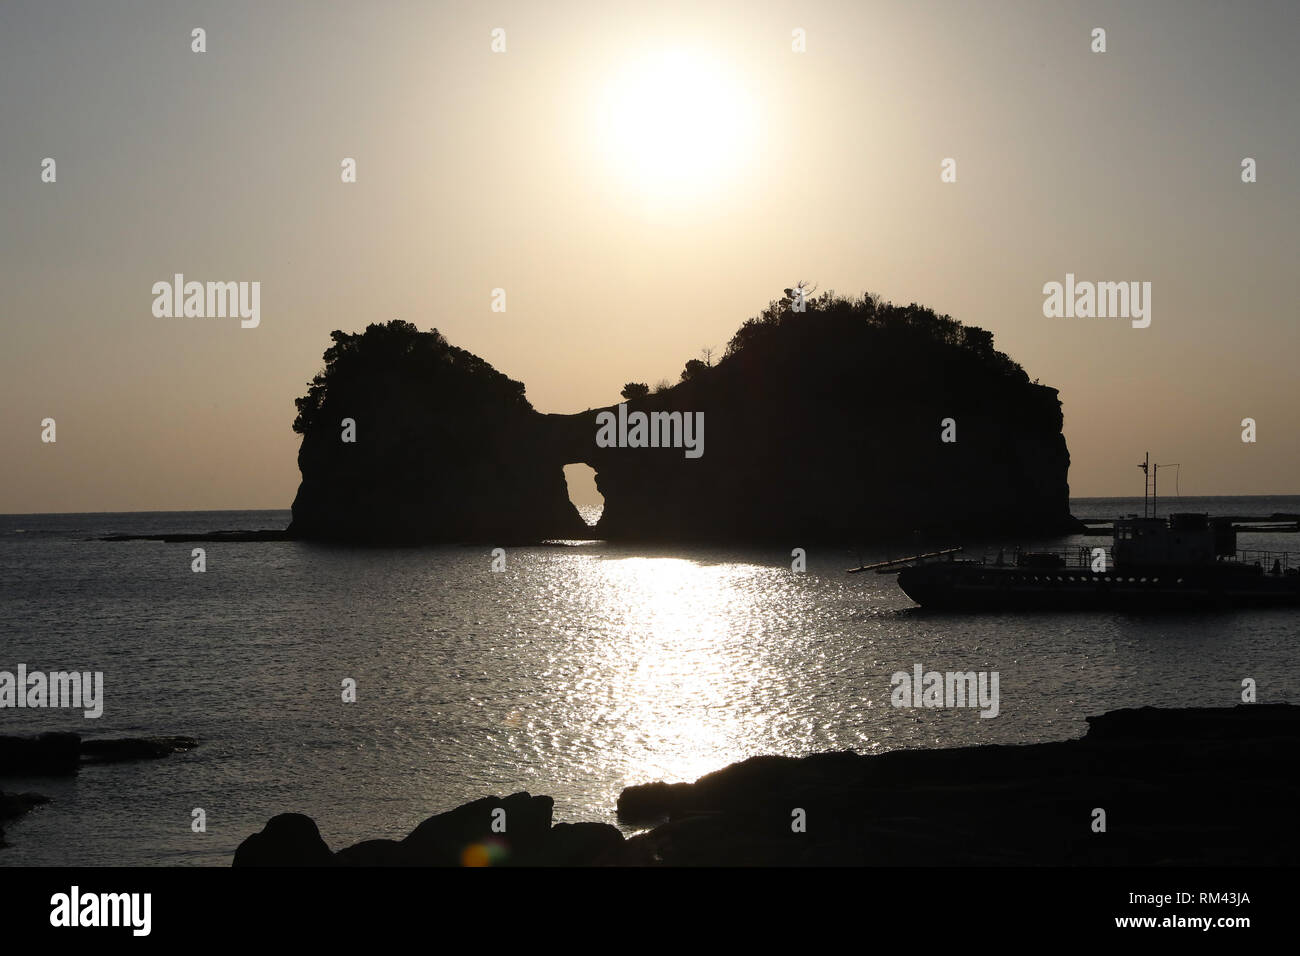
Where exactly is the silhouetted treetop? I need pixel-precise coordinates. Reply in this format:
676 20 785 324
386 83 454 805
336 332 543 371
680 358 709 383
292 320 532 435
718 290 1027 384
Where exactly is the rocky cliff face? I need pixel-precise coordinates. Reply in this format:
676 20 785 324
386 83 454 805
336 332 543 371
288 295 1077 544
547 293 1075 541
287 321 587 544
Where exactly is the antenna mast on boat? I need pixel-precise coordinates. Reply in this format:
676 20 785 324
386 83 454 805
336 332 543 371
1139 452 1150 517
1153 462 1180 516
1138 452 1182 518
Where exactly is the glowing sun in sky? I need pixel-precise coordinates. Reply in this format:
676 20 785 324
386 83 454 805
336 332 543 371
595 48 759 201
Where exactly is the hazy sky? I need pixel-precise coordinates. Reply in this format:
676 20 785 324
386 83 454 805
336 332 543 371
2 0 1296 512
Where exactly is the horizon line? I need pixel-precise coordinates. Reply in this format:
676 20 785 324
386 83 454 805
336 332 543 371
3 492 1300 519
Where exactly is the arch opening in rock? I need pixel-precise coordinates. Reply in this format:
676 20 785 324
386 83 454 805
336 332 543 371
562 463 604 527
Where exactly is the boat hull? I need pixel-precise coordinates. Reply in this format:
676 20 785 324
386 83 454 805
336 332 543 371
896 561 1300 611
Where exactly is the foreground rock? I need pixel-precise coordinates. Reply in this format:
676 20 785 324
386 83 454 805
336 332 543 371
617 703 1300 865
231 813 335 867
0 733 80 776
0 735 196 850
79 736 197 764
0 791 50 848
234 793 627 867
234 704 1299 866
0 733 197 776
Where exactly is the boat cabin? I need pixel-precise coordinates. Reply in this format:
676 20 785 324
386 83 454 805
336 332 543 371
1113 513 1236 568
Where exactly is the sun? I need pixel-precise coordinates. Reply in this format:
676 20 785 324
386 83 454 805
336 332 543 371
594 48 758 202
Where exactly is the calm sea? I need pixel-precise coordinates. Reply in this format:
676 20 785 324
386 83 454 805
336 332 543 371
2 498 1297 866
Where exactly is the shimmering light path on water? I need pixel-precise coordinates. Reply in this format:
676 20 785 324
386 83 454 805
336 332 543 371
1 500 1296 864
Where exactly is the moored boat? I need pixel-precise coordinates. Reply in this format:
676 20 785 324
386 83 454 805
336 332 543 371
852 455 1300 610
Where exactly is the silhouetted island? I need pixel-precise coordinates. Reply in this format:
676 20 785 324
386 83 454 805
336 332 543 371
288 290 1079 544
233 704 1298 866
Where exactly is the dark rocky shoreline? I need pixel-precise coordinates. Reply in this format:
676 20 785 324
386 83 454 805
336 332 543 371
0 791 49 849
99 530 291 543
0 733 198 848
234 704 1300 867
0 733 197 776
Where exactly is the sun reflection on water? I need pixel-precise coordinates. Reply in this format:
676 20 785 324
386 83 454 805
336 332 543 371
580 555 792 786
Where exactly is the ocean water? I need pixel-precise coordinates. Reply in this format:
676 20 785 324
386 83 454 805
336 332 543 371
1 499 1297 866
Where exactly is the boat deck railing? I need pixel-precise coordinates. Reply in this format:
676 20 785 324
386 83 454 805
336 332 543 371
980 547 1107 569
1235 550 1298 574
975 547 1300 575
852 547 1300 576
